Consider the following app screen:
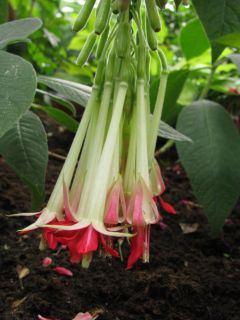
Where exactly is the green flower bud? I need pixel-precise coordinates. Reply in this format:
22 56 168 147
73 0 96 32
95 0 111 35
76 32 97 67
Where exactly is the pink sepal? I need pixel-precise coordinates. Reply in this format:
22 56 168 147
104 179 126 225
159 197 176 215
54 266 73 277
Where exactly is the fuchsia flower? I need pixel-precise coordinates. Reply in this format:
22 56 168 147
12 7 175 270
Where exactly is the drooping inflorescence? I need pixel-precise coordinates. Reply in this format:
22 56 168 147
13 0 176 269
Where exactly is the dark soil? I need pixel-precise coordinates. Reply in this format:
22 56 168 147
1 121 240 320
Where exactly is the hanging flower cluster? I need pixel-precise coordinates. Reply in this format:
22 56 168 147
13 0 175 269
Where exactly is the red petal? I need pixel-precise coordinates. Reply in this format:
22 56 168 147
68 226 98 257
100 234 119 257
42 257 52 267
54 266 73 277
127 227 145 269
159 197 176 215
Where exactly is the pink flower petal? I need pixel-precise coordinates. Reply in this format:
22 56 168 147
42 257 52 267
38 315 54 320
104 180 126 225
54 266 73 277
72 312 97 320
126 184 145 226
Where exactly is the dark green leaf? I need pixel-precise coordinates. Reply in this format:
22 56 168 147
0 0 8 23
176 100 240 234
33 104 78 133
180 19 210 60
0 18 42 49
0 111 48 209
192 0 240 61
38 76 91 107
0 51 37 138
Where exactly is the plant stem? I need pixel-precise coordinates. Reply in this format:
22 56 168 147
199 67 215 99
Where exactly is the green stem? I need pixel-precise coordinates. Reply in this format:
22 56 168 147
199 66 215 100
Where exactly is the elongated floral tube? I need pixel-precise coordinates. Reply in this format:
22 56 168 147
87 82 128 221
47 86 100 215
76 82 113 218
148 49 169 159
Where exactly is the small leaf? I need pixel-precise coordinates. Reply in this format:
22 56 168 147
38 76 91 107
0 18 42 49
158 120 192 142
215 32 240 49
176 100 240 234
0 51 37 138
33 104 78 133
0 111 48 209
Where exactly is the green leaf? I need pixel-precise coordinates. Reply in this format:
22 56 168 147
33 104 78 133
176 100 240 234
192 0 240 61
0 51 37 138
38 76 91 107
0 18 42 49
36 89 77 116
180 19 210 60
0 111 48 209
158 120 192 142
215 32 240 49
0 0 8 24
229 53 240 71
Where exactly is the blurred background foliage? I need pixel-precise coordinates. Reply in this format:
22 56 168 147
3 0 239 126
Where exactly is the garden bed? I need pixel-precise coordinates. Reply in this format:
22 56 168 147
0 124 240 320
